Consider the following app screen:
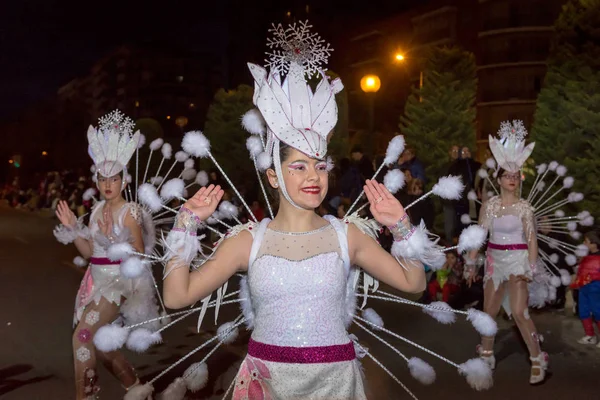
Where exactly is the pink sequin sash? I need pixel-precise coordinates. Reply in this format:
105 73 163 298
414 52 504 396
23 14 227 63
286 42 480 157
488 242 528 251
247 338 356 364
90 257 121 265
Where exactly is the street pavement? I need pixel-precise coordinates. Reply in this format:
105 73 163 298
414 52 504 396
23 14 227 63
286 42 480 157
1 206 599 400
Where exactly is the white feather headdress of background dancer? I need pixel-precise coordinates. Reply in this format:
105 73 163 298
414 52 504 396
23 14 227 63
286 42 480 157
489 120 535 174
87 110 141 179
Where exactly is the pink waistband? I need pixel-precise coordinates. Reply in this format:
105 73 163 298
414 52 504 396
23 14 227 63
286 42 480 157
488 243 528 251
247 338 356 364
90 257 121 265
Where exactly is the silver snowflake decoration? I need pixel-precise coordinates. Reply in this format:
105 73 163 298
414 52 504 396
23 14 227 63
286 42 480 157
265 20 332 76
98 109 135 136
497 120 528 142
76 346 91 363
85 310 100 326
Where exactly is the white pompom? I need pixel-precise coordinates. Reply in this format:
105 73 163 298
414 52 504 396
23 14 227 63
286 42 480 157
408 357 436 385
383 135 406 166
362 308 384 330
582 216 595 226
461 214 472 225
160 310 172 327
90 164 97 173
241 108 266 136
182 168 197 181
257 152 272 171
565 254 577 266
578 210 591 219
124 383 154 400
126 328 162 353
124 173 132 183
548 161 558 171
246 136 264 158
432 176 464 200
184 362 209 392
195 171 209 187
160 178 185 201
423 301 456 324
219 201 239 219
555 210 565 217
158 378 186 400
485 158 496 170
571 231 582 240
560 269 572 286
93 324 129 352
107 242 133 261
92 175 97 183
120 257 146 279
467 309 498 336
184 158 195 169
537 163 547 174
149 138 164 151
550 253 559 264
182 131 211 158
550 276 561 288
383 169 405 194
161 143 173 159
548 286 557 301
556 165 567 176
536 181 546 191
150 176 163 186
478 169 488 179
459 358 493 391
73 256 88 267
326 156 335 172
458 225 487 253
563 176 574 188
576 244 589 257
138 183 163 212
467 190 478 201
487 191 494 198
217 321 239 344
175 151 189 162
83 188 97 201
137 133 146 149
567 221 578 231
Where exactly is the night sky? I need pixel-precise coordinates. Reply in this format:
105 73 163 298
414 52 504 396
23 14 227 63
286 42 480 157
0 0 425 120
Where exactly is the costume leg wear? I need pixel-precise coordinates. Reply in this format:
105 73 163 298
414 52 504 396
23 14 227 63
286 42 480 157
73 298 136 399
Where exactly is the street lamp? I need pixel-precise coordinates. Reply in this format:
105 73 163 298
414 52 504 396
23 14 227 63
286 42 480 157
395 53 405 61
42 151 48 156
360 74 381 156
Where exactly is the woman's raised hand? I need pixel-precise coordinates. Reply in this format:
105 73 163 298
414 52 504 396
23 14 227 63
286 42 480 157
183 184 224 221
363 179 407 227
55 200 77 228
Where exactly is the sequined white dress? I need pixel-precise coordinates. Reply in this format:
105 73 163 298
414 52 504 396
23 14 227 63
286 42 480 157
233 219 366 400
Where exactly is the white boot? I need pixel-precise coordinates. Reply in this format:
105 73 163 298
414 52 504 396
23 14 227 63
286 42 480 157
476 345 496 370
529 352 549 385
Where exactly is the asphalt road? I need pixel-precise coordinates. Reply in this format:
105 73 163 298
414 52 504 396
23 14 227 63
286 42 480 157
1 206 598 400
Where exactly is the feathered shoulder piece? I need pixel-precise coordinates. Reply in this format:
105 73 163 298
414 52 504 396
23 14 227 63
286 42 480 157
343 213 381 240
489 120 535 173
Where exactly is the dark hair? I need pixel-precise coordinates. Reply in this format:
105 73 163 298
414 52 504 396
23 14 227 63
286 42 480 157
585 231 600 246
350 145 363 154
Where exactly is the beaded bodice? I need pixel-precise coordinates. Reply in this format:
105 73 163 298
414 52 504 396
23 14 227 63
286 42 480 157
248 223 350 348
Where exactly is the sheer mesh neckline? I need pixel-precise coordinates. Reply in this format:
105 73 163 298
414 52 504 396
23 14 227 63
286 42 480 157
267 223 331 236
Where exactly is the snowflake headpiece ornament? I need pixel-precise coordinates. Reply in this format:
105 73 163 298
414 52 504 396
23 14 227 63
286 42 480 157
489 120 535 174
87 110 141 179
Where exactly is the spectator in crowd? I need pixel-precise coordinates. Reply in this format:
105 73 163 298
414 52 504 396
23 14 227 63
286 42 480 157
406 178 434 230
449 146 481 232
443 145 460 242
397 145 426 183
428 251 463 303
350 145 374 182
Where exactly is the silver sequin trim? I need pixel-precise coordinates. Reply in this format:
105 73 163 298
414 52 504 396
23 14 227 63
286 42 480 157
267 224 332 236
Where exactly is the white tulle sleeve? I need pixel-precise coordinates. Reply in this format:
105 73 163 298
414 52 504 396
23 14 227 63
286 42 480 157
162 207 201 278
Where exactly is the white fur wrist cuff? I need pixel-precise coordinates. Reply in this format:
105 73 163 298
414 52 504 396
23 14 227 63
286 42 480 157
163 230 200 273
391 221 446 270
53 219 90 245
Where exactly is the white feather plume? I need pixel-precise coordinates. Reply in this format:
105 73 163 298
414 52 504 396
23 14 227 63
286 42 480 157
408 357 436 385
217 321 239 344
239 276 255 329
362 308 384 330
467 190 478 201
566 254 577 266
582 215 594 226
246 136 264 157
326 156 335 172
196 171 209 187
383 169 405 194
478 169 488 179
184 362 209 392
150 176 164 186
149 138 164 151
555 210 565 217
484 158 495 170
126 328 162 353
550 276 561 287
218 201 239 219
576 244 589 257
137 133 146 149
83 188 97 201
90 164 97 173
549 253 559 263
182 168 197 181
560 269 572 285
467 309 498 336
563 176 574 188
459 358 493 391
383 135 405 166
107 242 133 261
160 179 185 201
548 161 558 171
138 183 163 212
120 257 146 279
175 151 189 163
241 108 266 136
93 324 129 352
182 131 211 158
461 214 472 225
432 176 464 200
257 152 272 171
567 221 577 231
184 159 195 169
158 378 186 400
73 256 88 267
161 143 173 159
556 165 567 176
537 163 547 174
423 301 456 324
124 383 154 400
458 225 487 253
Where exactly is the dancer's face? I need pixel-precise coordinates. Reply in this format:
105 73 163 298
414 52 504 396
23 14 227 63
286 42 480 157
271 147 329 210
498 171 520 193
98 173 124 201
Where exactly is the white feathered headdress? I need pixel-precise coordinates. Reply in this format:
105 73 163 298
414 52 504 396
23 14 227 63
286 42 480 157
489 120 535 173
87 110 141 177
